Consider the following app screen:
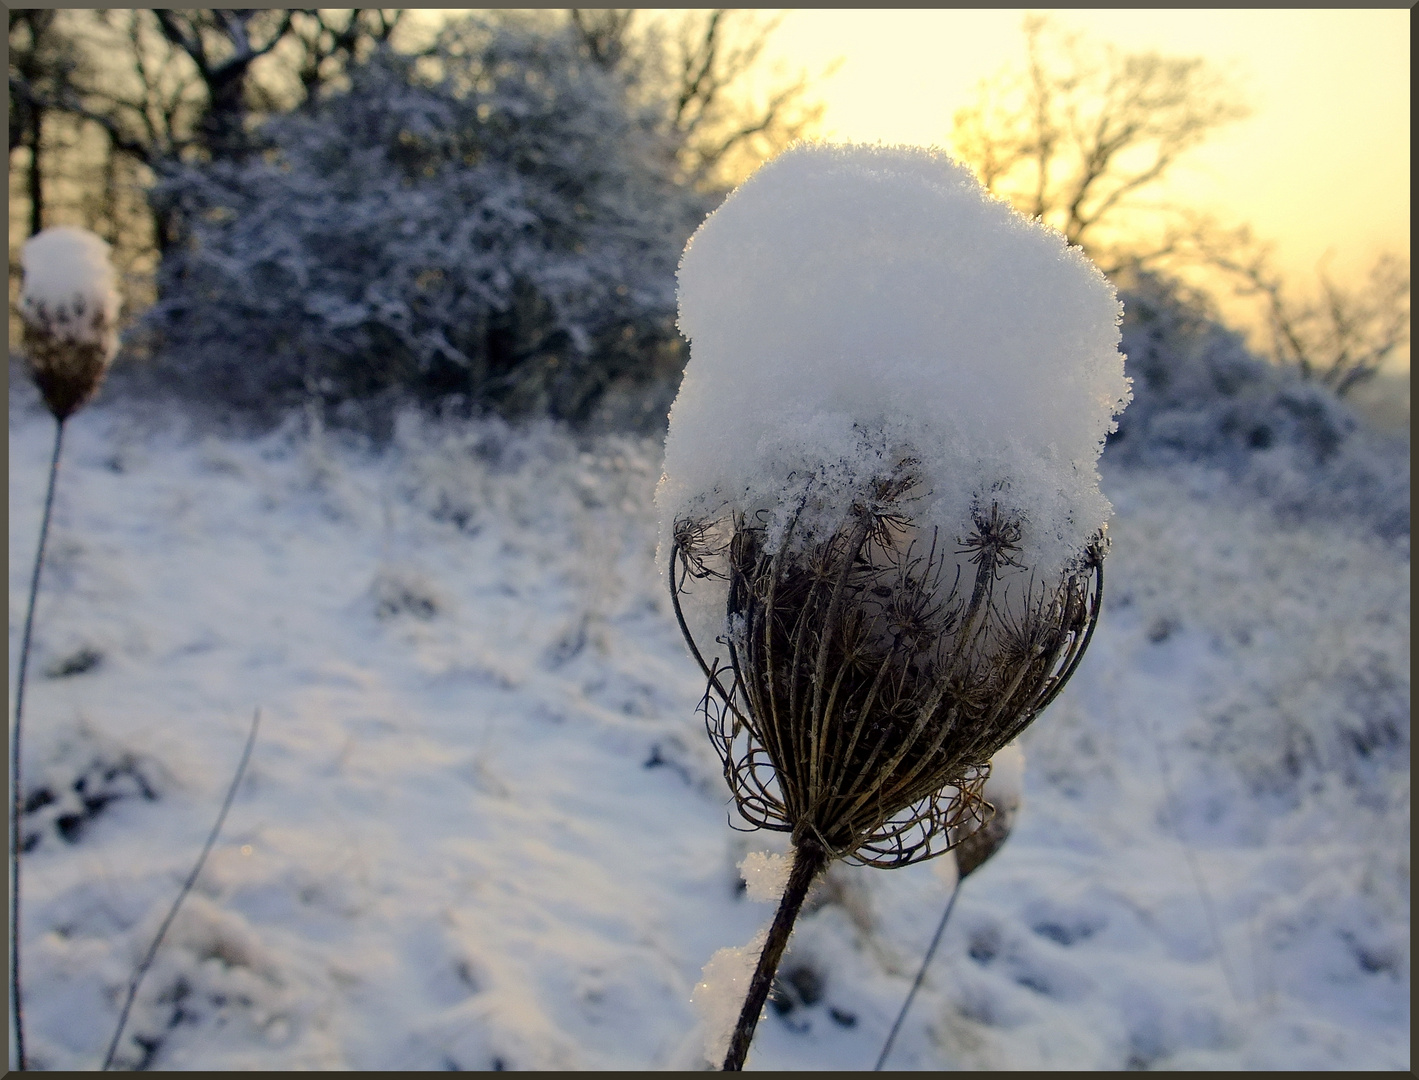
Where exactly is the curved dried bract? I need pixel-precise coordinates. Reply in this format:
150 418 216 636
669 465 1104 869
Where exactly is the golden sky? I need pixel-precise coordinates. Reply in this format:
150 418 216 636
753 8 1409 292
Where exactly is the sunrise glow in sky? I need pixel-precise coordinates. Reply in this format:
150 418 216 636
757 9 1409 286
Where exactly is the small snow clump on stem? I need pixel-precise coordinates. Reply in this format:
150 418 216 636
738 850 793 903
691 927 769 1066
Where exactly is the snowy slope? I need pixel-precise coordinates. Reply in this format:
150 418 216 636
8 386 1409 1070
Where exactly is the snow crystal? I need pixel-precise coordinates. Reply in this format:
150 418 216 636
19 226 121 350
690 926 767 1067
738 851 792 903
657 143 1130 623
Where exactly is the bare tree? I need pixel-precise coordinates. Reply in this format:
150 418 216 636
8 9 408 258
1197 224 1411 397
10 10 403 169
948 16 1408 401
569 8 826 189
950 15 1249 271
274 9 404 107
9 10 78 236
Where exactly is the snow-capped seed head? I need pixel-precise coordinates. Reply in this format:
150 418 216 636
661 143 1118 870
19 226 122 420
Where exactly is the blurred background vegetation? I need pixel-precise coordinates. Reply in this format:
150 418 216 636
8 8 1409 439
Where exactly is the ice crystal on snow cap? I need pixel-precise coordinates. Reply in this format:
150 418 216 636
19 226 122 420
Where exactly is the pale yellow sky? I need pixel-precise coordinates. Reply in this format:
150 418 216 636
747 8 1409 291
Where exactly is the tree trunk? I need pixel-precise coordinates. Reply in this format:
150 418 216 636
28 109 44 237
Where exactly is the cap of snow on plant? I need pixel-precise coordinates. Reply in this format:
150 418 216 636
658 143 1129 870
19 226 122 420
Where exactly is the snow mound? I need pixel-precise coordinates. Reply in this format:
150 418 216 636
658 142 1130 589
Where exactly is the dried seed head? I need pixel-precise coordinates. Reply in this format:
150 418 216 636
19 227 121 421
669 467 1102 870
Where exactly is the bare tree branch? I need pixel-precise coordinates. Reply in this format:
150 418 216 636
1193 222 1410 396
951 16 1249 256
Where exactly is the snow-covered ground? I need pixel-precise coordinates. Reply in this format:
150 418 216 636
8 386 1409 1070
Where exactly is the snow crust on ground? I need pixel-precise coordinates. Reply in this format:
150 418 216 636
8 388 1408 1070
659 143 1130 598
19 227 121 347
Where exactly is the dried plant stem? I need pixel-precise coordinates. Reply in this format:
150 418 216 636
722 839 829 1071
874 881 962 1070
11 416 66 1071
101 708 261 1071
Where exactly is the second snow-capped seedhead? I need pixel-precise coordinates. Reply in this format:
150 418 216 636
658 143 1129 869
19 226 122 421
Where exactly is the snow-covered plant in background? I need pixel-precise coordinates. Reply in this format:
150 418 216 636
18 227 120 423
140 11 710 430
658 143 1130 1069
11 225 122 1070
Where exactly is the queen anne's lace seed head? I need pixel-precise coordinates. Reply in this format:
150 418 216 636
669 465 1105 869
659 143 1127 869
19 226 121 420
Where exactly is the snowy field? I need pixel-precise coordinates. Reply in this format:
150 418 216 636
8 385 1409 1071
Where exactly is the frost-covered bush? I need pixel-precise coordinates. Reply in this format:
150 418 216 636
1109 272 1408 540
140 12 709 428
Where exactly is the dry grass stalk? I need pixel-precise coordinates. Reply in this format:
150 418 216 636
669 462 1104 1069
875 750 1025 1070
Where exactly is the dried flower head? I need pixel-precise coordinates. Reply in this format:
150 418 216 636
19 227 121 421
669 462 1103 870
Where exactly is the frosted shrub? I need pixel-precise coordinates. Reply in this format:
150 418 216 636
657 143 1129 1068
143 14 707 427
1110 271 1408 541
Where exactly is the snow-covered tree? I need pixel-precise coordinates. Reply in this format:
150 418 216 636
140 12 712 426
1110 270 1409 541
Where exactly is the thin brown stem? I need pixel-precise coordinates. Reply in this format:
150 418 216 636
102 708 262 1070
722 839 829 1070
11 416 65 1071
